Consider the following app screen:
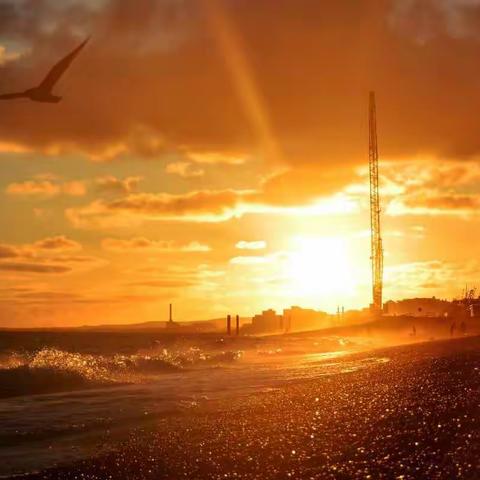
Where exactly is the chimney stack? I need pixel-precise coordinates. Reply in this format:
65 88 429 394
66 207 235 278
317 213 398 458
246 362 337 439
227 314 231 335
236 315 240 335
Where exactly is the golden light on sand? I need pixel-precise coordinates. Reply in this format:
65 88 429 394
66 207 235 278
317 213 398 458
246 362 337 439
286 236 356 300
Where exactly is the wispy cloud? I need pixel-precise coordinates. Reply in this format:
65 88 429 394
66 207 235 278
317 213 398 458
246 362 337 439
165 161 204 178
235 240 266 250
33 236 82 251
382 160 480 217
0 237 104 276
0 262 71 274
6 179 86 197
95 175 142 195
230 256 271 265
102 237 211 253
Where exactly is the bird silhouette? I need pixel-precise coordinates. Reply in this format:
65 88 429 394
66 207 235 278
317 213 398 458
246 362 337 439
0 38 89 103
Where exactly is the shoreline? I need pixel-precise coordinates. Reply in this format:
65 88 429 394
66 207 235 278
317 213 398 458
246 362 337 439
10 335 480 480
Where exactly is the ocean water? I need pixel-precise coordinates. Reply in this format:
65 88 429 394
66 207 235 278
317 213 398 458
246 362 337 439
0 331 384 477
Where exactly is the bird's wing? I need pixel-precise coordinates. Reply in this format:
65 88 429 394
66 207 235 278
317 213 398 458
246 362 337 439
0 92 27 100
37 37 89 92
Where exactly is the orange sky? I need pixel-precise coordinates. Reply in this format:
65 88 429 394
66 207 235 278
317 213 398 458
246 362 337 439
1 0 480 327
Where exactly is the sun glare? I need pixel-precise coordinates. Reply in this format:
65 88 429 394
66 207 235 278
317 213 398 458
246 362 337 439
286 236 356 300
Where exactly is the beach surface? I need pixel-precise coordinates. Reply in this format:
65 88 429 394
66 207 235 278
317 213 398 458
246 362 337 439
10 335 480 480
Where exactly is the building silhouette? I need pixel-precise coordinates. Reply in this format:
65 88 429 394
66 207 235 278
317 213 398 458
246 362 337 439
244 306 330 334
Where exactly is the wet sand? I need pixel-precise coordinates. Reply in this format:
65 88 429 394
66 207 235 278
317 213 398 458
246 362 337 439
15 336 480 480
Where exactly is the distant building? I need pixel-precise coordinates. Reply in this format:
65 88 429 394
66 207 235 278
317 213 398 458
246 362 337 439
450 298 480 319
283 306 329 332
250 309 283 334
246 306 330 334
384 297 452 317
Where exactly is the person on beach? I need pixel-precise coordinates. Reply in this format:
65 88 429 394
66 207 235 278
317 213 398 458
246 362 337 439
450 322 456 337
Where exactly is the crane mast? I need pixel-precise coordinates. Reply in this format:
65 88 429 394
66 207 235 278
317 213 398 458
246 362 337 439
369 91 383 315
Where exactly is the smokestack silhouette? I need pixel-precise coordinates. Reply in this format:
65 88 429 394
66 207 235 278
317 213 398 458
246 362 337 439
236 315 240 335
169 303 173 323
227 315 231 335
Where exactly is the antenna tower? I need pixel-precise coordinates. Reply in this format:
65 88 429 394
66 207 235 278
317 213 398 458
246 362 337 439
369 92 383 315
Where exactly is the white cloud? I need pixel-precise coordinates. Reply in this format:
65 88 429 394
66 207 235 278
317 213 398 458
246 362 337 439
235 240 267 250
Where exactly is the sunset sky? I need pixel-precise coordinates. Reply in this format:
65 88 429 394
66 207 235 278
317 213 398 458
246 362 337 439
1 0 480 327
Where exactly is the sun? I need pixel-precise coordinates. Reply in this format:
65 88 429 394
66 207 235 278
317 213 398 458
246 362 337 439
286 236 356 301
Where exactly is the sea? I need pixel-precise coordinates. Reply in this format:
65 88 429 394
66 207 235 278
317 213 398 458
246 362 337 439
0 330 385 477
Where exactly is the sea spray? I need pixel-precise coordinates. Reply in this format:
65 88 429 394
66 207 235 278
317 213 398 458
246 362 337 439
0 346 243 398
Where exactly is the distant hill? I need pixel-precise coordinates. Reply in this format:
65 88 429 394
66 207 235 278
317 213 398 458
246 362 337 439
74 317 252 333
0 317 251 332
75 319 219 332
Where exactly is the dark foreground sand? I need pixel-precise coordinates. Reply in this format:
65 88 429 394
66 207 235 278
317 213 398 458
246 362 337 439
17 336 480 480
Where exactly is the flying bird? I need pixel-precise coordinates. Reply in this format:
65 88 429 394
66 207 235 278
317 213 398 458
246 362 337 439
0 38 89 103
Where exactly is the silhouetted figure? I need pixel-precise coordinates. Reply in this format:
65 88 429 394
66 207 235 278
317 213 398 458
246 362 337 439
412 325 416 337
0 38 89 103
450 322 456 337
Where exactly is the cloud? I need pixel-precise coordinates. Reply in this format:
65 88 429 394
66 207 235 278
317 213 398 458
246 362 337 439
381 159 480 192
408 194 480 210
6 179 86 197
382 160 480 216
7 175 142 200
0 141 31 154
66 164 360 229
107 190 243 218
14 291 82 301
0 262 71 274
66 189 248 227
165 161 204 178
33 208 51 220
49 255 102 265
0 288 168 308
95 175 142 195
127 279 195 288
258 167 358 207
6 180 59 197
102 237 211 252
0 45 23 65
230 255 270 265
391 193 480 216
0 237 103 276
389 0 480 43
235 240 266 250
33 235 82 251
187 151 248 165
3 0 480 168
66 185 358 228
66 200 143 229
0 244 24 259
385 259 480 298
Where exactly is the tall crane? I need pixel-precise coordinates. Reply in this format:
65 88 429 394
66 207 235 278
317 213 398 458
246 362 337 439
369 91 383 315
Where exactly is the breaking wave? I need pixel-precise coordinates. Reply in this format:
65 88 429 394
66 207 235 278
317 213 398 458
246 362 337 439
0 347 243 399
